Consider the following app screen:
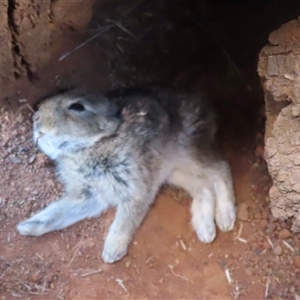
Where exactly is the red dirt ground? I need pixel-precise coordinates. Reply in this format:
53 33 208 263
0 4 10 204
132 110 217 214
1 2 300 299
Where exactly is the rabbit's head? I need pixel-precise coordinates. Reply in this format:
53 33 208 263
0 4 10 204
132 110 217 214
33 91 120 159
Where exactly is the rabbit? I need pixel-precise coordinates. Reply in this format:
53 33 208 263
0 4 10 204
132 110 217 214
17 86 236 263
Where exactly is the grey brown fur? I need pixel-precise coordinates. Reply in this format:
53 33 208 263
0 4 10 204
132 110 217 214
17 86 236 263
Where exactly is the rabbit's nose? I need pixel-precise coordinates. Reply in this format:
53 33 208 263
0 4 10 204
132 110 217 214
33 111 40 122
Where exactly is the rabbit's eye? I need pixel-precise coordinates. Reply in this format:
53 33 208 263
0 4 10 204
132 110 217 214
68 102 85 112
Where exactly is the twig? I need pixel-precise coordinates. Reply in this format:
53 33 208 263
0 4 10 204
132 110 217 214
35 253 43 260
282 240 295 252
116 278 127 292
237 238 248 244
145 257 153 264
68 234 84 266
57 294 65 300
80 269 103 277
58 1 142 61
121 1 142 17
41 279 47 295
266 237 274 248
26 103 35 113
179 239 187 251
224 268 232 284
11 292 22 298
235 223 248 243
58 25 115 61
57 288 63 300
168 265 190 282
56 280 69 300
28 291 49 296
236 223 243 240
265 277 270 299
261 249 267 255
108 20 139 41
116 44 125 54
0 271 6 280
68 246 80 266
231 285 244 300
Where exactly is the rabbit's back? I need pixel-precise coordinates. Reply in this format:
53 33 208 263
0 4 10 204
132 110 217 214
106 88 170 143
106 86 217 149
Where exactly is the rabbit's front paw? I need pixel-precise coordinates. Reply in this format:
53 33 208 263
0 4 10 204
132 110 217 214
102 233 130 263
17 218 49 236
215 202 236 232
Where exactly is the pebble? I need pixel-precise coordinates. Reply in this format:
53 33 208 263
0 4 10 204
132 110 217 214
237 202 249 221
31 273 39 282
255 213 263 220
245 268 253 276
289 286 295 293
273 245 282 256
266 223 276 233
8 156 22 164
260 219 268 230
278 228 291 239
293 256 300 268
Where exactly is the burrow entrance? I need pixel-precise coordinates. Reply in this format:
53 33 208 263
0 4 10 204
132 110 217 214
1 1 300 299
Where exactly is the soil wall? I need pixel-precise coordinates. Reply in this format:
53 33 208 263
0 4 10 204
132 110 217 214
258 17 300 231
0 0 95 98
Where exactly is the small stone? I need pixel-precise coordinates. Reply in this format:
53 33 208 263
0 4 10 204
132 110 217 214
64 285 70 293
273 245 282 256
237 202 249 221
266 222 276 233
260 219 268 230
245 268 253 276
291 105 300 117
278 228 291 239
31 273 39 282
254 213 261 219
289 286 295 293
293 256 300 268
125 261 131 268
8 155 22 164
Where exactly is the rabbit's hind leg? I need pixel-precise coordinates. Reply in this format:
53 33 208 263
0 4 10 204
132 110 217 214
17 190 108 237
167 169 217 243
212 160 236 232
167 156 236 243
